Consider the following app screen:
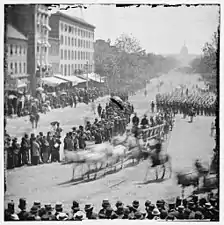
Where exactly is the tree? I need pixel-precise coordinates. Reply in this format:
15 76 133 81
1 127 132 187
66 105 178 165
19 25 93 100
115 33 142 54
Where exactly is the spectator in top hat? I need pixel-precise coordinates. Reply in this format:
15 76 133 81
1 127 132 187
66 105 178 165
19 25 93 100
5 201 16 221
17 198 29 221
98 199 110 219
54 202 63 218
42 203 54 220
27 206 41 220
114 201 125 218
70 200 81 218
85 203 98 219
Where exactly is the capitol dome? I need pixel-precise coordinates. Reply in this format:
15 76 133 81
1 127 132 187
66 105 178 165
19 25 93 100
180 42 188 56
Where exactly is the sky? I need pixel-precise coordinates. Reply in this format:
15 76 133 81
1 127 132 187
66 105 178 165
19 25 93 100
51 4 219 55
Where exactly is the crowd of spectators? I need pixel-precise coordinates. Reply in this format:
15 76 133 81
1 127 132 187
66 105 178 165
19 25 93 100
4 92 134 169
4 86 106 117
5 193 219 221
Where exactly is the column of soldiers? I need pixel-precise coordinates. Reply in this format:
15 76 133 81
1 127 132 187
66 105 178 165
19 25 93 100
156 89 216 117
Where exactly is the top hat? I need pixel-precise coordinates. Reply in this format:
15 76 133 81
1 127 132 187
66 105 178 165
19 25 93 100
18 198 26 210
30 206 38 214
145 200 151 207
71 201 80 211
8 201 15 211
115 201 123 208
102 199 110 207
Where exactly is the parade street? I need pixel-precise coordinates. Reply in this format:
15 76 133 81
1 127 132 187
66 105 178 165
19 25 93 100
5 72 215 211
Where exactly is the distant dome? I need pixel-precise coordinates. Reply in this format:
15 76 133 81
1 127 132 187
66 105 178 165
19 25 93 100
180 43 188 56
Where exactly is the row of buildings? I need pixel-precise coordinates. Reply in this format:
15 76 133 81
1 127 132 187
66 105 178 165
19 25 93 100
5 4 95 95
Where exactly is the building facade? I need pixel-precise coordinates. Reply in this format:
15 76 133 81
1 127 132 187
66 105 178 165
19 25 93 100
48 37 60 74
6 24 29 90
49 12 95 76
7 4 51 95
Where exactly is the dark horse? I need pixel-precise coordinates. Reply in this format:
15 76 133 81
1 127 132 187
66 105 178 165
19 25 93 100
30 113 40 129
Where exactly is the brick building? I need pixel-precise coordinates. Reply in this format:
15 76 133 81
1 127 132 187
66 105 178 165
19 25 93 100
7 4 51 95
6 24 29 91
49 11 95 76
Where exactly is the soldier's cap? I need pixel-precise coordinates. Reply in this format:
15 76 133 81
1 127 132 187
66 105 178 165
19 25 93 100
115 201 124 208
102 199 110 205
45 203 54 211
152 208 161 216
132 200 140 208
145 200 151 207
55 202 63 210
84 203 93 211
188 201 195 207
177 205 185 210
30 206 39 214
33 200 41 208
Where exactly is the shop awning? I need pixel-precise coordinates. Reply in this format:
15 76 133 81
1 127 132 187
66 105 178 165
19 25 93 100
41 76 68 87
81 73 104 83
54 74 86 86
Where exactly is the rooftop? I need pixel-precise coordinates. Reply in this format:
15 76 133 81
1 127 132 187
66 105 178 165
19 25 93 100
7 24 27 41
53 11 95 29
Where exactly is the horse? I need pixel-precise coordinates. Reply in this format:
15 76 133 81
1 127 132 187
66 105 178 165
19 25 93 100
29 113 40 129
176 171 200 195
194 159 210 186
64 149 113 181
144 149 172 181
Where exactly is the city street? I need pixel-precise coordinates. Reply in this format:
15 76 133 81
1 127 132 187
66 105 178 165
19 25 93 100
5 72 215 211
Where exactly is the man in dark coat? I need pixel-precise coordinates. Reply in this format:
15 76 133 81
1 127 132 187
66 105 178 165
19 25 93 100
84 203 98 219
97 104 102 117
17 198 29 221
132 113 139 127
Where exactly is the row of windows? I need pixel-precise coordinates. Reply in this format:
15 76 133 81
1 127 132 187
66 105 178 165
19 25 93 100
60 50 92 61
9 62 26 74
36 12 49 26
49 44 59 55
60 64 93 76
60 22 94 39
8 44 26 56
60 36 93 49
37 46 48 53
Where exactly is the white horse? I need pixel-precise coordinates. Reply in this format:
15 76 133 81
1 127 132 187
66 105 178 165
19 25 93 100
64 143 114 181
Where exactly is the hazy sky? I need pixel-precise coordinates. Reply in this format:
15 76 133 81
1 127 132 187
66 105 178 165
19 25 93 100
51 4 219 55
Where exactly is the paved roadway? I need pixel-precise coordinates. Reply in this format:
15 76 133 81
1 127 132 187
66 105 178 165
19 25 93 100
5 71 215 212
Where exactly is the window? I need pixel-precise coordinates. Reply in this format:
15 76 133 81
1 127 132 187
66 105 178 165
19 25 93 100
78 39 80 47
75 27 77 35
61 65 63 75
75 38 77 47
78 29 80 36
10 62 13 71
15 45 17 54
69 26 72 33
68 37 70 46
75 64 77 70
64 50 67 60
19 63 22 73
75 51 77 60
68 64 70 75
15 62 17 74
68 50 70 60
64 64 67 76
37 46 40 53
65 24 67 32
61 35 63 45
24 62 26 73
19 46 22 55
45 47 47 53
78 51 80 60
72 51 74 60
84 40 85 48
71 64 73 74
61 23 63 31
61 49 63 59
23 47 25 55
65 36 67 45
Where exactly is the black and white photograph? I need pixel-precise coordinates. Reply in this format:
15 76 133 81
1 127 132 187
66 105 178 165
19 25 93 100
3 3 220 222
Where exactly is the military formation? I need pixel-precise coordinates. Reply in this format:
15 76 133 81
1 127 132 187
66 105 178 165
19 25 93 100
156 88 216 117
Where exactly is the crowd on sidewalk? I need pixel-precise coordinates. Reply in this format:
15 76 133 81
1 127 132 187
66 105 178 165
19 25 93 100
4 86 106 117
5 192 219 221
